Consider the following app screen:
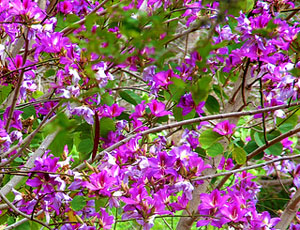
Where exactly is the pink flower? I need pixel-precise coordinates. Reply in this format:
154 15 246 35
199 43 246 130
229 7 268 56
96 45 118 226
213 120 236 136
148 99 172 117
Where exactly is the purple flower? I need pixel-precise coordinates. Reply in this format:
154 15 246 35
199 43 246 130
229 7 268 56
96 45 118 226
148 99 172 117
153 70 176 87
177 93 205 116
147 151 177 179
71 106 95 125
188 155 211 177
220 203 246 223
3 107 23 131
26 153 61 194
103 104 125 118
199 189 229 210
59 1 73 14
129 101 146 119
213 120 236 136
96 208 114 229
83 171 117 196
218 156 234 170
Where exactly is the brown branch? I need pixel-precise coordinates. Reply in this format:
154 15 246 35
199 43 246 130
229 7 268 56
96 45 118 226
0 192 52 229
258 178 293 187
0 103 59 163
0 130 59 196
74 101 300 169
5 30 30 132
276 187 300 229
61 0 116 36
192 153 300 181
216 124 300 189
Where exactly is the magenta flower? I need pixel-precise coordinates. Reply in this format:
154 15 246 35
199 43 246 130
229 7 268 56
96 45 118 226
218 156 234 170
3 107 23 131
199 189 229 210
103 104 125 118
58 1 73 14
129 101 146 119
213 120 236 136
96 208 114 229
153 70 177 87
220 204 246 223
83 171 116 196
177 93 205 116
148 99 172 117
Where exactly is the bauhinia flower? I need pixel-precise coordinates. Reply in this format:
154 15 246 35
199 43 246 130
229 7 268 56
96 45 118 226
148 99 172 117
213 120 236 136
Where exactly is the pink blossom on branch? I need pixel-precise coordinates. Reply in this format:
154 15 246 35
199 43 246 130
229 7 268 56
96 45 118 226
213 120 236 136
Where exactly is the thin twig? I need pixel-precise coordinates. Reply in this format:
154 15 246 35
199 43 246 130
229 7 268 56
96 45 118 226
259 78 268 145
61 0 117 36
0 131 59 196
193 153 300 181
75 101 300 171
1 103 59 163
0 192 52 229
5 30 30 131
216 124 300 189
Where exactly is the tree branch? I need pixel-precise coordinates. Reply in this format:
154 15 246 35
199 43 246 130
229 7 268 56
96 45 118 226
276 187 300 229
0 192 52 229
192 153 300 181
216 124 300 189
74 101 300 171
0 131 59 196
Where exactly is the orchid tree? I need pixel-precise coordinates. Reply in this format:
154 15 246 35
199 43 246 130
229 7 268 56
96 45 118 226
0 0 300 229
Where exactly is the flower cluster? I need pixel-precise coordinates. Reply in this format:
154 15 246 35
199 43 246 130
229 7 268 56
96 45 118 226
0 0 299 229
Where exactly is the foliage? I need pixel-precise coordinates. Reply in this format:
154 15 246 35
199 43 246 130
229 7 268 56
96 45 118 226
0 0 300 229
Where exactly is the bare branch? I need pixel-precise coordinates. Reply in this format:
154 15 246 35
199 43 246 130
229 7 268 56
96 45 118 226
276 187 300 229
0 192 52 229
0 131 59 196
74 101 300 171
192 153 300 181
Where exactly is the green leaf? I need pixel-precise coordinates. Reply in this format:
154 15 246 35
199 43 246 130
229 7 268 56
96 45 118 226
290 68 300 77
205 95 220 114
119 90 142 105
265 142 283 156
191 76 212 104
49 130 74 156
173 107 183 121
95 197 108 212
156 115 169 123
199 129 223 149
71 196 87 211
232 146 247 164
85 13 96 31
168 78 186 102
206 142 224 157
195 147 206 157
254 132 265 147
0 85 12 104
101 92 114 106
277 114 298 133
44 69 55 77
32 90 44 99
30 221 42 230
15 221 31 230
99 117 116 138
78 138 93 154
21 105 36 119
75 122 92 139
253 132 283 156
244 0 254 12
